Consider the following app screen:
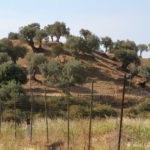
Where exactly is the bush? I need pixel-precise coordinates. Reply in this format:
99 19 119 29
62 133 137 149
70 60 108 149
51 44 64 57
2 109 27 123
93 105 118 118
138 100 150 112
69 105 88 118
125 107 139 118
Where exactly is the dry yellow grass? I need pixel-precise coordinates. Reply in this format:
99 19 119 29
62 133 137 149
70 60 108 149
0 118 150 150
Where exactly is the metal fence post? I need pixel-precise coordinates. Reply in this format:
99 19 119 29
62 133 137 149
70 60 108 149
29 73 33 142
44 88 49 143
88 80 94 150
0 100 2 134
14 95 17 138
117 74 126 150
67 88 70 150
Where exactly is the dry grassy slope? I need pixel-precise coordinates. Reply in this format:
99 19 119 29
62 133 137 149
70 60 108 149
12 40 149 104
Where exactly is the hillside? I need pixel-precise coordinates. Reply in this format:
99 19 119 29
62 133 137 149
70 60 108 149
12 40 150 107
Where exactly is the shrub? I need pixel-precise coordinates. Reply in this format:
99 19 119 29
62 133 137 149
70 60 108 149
138 100 150 112
125 107 139 118
69 105 88 118
2 109 27 123
51 43 64 57
93 105 118 118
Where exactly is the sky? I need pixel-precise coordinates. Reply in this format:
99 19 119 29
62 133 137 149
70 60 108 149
0 0 150 57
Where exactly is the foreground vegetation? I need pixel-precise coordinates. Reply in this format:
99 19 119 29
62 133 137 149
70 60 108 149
0 118 150 150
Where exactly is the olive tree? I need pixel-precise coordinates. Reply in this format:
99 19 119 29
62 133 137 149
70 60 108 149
25 53 47 80
19 23 40 52
0 52 11 64
0 63 27 84
137 44 148 58
0 39 27 63
101 36 113 53
40 59 87 87
114 49 140 69
45 21 70 42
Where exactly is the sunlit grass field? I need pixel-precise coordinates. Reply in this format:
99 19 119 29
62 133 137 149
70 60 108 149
0 118 150 150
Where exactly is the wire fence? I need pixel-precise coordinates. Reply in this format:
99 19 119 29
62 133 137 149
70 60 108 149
0 75 147 150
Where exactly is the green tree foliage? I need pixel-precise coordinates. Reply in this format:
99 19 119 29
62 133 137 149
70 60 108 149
45 24 55 42
61 60 87 87
0 80 25 103
45 21 70 42
86 34 100 52
101 36 113 53
137 44 148 58
114 50 140 69
19 23 40 52
114 40 137 51
0 52 11 64
51 43 64 57
35 29 47 49
40 60 62 85
8 32 19 40
40 60 87 87
138 64 150 82
0 63 27 84
25 53 47 80
0 39 27 63
80 29 92 39
65 35 86 55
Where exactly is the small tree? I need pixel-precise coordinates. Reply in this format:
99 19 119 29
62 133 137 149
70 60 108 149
40 60 62 86
114 40 137 52
114 49 140 69
8 32 19 40
51 43 64 57
137 44 148 58
138 64 150 83
101 36 113 53
52 21 70 42
35 29 47 49
65 35 86 55
0 39 27 63
61 60 87 87
19 23 40 52
86 34 100 52
80 29 92 40
25 53 47 80
0 63 27 84
45 24 55 42
40 60 87 87
0 52 11 64
0 80 25 105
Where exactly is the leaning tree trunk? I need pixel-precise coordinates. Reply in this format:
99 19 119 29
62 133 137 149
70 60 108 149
31 70 37 81
56 36 60 42
39 40 42 49
140 50 142 58
105 47 108 53
51 36 54 42
29 40 37 53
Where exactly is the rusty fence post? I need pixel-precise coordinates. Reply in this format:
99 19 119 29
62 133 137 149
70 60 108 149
88 80 94 150
29 73 33 142
117 74 126 150
14 95 17 138
67 88 70 150
44 88 49 143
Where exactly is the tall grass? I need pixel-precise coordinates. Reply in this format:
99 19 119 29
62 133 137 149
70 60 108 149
0 118 150 150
